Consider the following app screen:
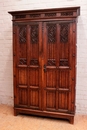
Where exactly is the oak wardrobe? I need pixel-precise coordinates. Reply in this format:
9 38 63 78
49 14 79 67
9 6 80 124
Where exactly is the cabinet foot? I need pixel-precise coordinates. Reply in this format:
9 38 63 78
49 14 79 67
14 109 19 116
69 117 74 124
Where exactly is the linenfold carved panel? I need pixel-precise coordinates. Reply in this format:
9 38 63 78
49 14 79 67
47 59 56 66
30 25 39 44
47 24 56 43
19 58 27 65
19 26 27 43
30 59 38 65
60 23 69 43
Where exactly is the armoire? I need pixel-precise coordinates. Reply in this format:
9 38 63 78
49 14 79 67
9 6 80 124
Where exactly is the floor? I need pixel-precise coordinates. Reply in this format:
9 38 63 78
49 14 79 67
0 105 87 130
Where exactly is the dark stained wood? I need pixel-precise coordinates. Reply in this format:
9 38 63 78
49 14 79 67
9 7 80 124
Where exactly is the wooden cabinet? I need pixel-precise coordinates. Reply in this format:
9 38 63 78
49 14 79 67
9 7 80 124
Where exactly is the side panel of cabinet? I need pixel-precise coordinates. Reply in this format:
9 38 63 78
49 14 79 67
71 21 76 113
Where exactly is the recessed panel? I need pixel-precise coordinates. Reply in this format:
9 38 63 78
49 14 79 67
59 70 69 88
46 70 56 88
18 68 27 85
58 92 68 110
46 91 56 109
29 69 39 86
30 89 39 107
18 88 28 106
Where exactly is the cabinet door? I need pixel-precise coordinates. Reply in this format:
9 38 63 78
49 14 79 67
14 22 42 110
43 21 74 113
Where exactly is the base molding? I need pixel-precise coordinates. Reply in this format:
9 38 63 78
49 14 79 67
14 107 74 124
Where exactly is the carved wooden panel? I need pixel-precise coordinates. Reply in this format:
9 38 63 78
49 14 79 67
59 59 68 66
30 25 39 44
58 92 68 110
30 14 40 18
45 13 56 17
58 70 70 111
19 58 27 65
18 88 28 106
29 69 39 86
59 70 69 88
47 59 56 66
46 91 56 109
45 23 57 68
30 89 39 108
46 70 56 88
61 12 73 16
16 15 26 19
47 24 56 43
60 23 69 43
19 26 27 43
30 59 38 65
18 68 27 85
